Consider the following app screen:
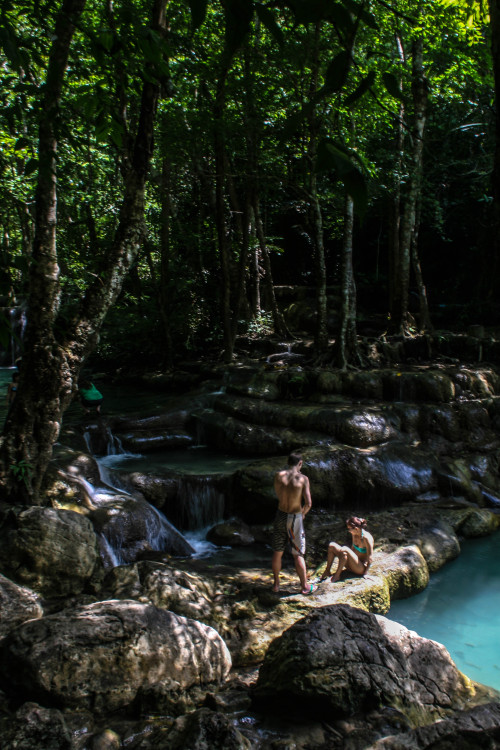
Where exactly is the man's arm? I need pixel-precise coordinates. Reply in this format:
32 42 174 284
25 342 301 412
301 476 312 516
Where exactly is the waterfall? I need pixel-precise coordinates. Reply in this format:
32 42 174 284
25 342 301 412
176 476 224 530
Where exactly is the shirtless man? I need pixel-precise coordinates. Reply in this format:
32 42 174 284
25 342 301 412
271 452 316 595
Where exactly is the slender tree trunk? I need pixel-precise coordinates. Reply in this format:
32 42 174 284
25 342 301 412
213 64 234 362
395 33 427 335
0 0 166 504
253 199 291 338
308 23 329 356
388 33 405 325
159 156 173 365
335 193 361 368
488 0 500 295
411 203 432 331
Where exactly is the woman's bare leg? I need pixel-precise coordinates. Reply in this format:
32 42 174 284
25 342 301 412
321 542 343 580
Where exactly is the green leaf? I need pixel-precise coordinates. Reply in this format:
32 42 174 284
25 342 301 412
188 0 209 31
255 3 284 46
14 137 30 151
324 50 350 93
343 167 367 215
317 138 354 176
24 158 38 176
382 72 405 101
316 139 367 215
345 70 376 106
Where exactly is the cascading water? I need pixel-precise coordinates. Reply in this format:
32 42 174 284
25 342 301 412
76 430 195 568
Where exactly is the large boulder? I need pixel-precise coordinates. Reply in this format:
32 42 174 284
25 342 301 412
254 604 475 725
0 507 101 597
0 599 232 715
0 574 43 639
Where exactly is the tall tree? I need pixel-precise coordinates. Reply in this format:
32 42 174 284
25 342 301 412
0 0 168 503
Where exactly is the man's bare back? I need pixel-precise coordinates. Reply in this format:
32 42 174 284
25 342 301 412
274 467 311 515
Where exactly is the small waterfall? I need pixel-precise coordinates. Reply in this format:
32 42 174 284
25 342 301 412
106 427 125 455
176 476 224 531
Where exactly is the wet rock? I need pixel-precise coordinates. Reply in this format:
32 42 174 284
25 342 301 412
0 599 232 714
457 508 500 537
2 702 72 750
163 707 252 750
417 521 461 573
0 573 43 639
253 604 475 725
91 728 121 750
370 544 429 600
369 701 500 749
89 495 194 564
0 507 101 597
207 519 255 546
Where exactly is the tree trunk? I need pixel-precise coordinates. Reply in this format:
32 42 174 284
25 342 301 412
0 0 166 504
388 34 405 326
335 193 361 368
253 199 291 338
411 203 432 331
308 23 329 356
395 33 428 334
488 0 500 295
213 65 234 362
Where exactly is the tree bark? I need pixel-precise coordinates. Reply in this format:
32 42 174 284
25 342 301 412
394 32 428 334
334 192 361 368
0 0 166 504
488 0 500 295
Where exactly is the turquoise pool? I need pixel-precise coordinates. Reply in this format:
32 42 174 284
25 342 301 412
389 530 500 691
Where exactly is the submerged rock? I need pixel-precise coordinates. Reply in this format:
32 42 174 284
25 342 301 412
207 519 255 546
0 599 232 715
254 604 475 725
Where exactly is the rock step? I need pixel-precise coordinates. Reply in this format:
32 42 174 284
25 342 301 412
224 364 500 403
193 392 499 454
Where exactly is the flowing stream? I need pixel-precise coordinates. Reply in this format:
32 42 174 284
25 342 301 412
388 530 500 691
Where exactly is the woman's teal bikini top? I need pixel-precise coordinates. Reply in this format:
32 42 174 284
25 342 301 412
352 530 367 554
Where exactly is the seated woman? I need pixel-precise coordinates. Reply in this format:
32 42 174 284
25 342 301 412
321 516 373 582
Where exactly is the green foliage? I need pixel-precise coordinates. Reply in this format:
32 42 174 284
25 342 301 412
10 459 33 489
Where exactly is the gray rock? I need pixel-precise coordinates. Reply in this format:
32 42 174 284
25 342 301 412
0 573 43 639
254 604 473 725
0 507 101 597
0 599 232 714
417 521 460 573
164 707 252 750
2 702 71 750
207 519 255 546
368 701 500 749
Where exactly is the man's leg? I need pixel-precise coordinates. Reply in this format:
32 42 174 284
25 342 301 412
294 553 308 592
272 550 283 592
